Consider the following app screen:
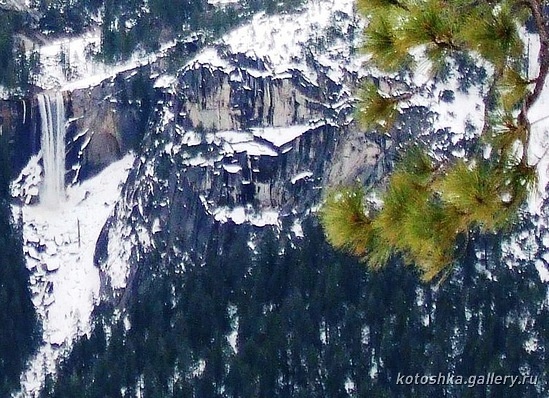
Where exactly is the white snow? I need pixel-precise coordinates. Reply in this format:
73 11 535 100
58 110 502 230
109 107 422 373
229 141 278 157
192 359 206 377
34 29 185 91
209 204 279 227
214 130 254 144
344 378 356 394
361 325 370 345
189 47 230 71
535 260 549 282
154 74 177 89
0 85 10 100
222 0 356 84
226 304 239 353
222 163 242 173
0 0 29 12
524 336 539 353
181 130 204 146
187 0 363 87
103 223 135 290
15 154 135 397
525 32 549 214
208 0 239 5
291 219 304 238
35 30 101 90
179 125 316 160
251 125 311 147
11 155 42 205
291 170 313 184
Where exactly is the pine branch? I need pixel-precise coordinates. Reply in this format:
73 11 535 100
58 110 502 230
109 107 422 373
320 187 374 256
522 0 549 113
517 0 549 164
498 67 531 111
363 14 410 71
356 82 410 130
322 0 549 283
488 114 529 154
461 3 523 69
437 160 507 231
357 0 410 13
401 1 462 51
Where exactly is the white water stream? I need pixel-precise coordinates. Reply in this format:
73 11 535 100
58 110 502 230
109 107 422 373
37 92 66 207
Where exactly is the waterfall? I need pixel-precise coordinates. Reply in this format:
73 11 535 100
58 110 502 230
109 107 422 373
38 92 66 206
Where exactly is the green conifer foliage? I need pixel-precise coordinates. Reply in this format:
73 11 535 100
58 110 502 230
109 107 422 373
322 0 549 281
498 68 532 111
321 187 375 257
356 82 403 131
362 15 409 71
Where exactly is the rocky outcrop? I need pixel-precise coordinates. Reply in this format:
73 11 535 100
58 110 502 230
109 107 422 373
66 69 155 180
94 46 385 303
0 98 37 172
179 66 326 131
84 0 390 305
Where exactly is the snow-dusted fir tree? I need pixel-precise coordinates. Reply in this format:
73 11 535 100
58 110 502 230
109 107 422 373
321 0 549 282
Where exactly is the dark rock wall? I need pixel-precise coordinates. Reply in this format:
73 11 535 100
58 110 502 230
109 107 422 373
0 98 39 177
67 69 155 180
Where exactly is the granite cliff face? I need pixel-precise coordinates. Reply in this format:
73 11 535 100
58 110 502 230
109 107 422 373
66 70 153 180
5 0 381 327
94 39 384 302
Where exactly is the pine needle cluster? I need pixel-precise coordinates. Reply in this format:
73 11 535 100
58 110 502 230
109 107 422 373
321 187 374 256
356 82 402 130
321 147 538 281
322 0 549 282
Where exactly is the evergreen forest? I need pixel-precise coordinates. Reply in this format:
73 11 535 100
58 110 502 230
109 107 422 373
0 136 39 396
43 219 548 397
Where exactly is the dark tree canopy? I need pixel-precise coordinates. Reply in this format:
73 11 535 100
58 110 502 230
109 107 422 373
0 136 39 396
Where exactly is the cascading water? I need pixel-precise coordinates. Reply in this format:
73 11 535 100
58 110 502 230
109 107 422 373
37 92 66 207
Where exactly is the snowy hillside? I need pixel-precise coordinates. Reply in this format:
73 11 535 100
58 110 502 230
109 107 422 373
36 33 189 92
94 0 371 296
14 154 134 397
187 0 363 84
